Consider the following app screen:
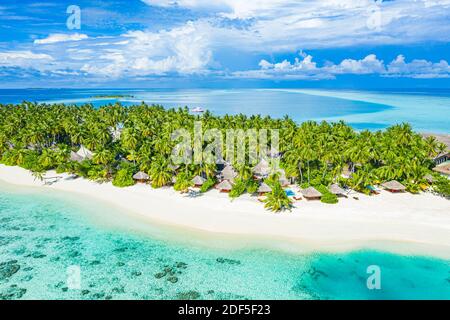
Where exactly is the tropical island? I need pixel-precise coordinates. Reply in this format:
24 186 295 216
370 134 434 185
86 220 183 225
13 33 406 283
91 94 135 99
0 102 449 257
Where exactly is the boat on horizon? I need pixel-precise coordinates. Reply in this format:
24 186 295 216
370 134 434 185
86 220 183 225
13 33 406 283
191 107 205 113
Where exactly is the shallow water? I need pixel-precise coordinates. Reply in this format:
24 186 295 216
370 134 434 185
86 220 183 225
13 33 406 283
0 182 449 300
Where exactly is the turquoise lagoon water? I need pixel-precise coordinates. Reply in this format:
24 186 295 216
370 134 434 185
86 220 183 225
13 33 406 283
1 88 449 133
0 182 449 300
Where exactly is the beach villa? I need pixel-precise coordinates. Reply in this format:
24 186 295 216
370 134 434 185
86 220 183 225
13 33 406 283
381 180 407 193
301 187 322 200
133 171 150 183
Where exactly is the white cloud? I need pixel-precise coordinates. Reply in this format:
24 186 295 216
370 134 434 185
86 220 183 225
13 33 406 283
0 50 53 68
34 33 88 45
143 0 450 51
386 54 450 78
75 21 212 78
233 52 450 80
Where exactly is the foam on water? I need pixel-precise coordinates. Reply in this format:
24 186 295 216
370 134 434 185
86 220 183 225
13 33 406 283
0 182 449 300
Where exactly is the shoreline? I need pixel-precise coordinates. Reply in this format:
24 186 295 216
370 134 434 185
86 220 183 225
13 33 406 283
1 164 449 259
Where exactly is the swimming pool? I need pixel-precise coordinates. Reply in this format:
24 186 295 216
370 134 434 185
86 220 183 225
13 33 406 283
285 189 295 197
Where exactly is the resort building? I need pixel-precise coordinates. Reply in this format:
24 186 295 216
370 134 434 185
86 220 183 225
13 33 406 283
433 162 450 177
220 165 237 181
422 133 450 165
381 180 406 193
192 175 206 187
76 145 94 160
69 151 84 163
133 171 149 183
301 187 322 200
216 180 233 193
257 182 272 195
253 159 271 179
329 184 347 197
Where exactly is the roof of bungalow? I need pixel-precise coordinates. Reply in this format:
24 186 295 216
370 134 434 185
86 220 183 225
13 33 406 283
221 165 237 180
70 151 84 163
257 182 272 193
329 184 346 195
301 187 322 198
216 180 233 191
76 145 94 160
433 162 450 176
192 175 206 185
253 159 271 176
381 180 406 191
133 171 149 180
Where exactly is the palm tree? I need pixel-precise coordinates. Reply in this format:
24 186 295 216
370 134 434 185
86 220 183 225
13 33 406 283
264 182 293 212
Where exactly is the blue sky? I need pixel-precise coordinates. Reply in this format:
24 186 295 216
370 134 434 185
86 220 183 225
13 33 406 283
1 0 450 88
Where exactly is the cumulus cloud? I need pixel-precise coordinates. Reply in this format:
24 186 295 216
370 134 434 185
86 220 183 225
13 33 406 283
0 50 53 68
233 52 450 80
78 21 212 78
143 0 450 51
0 21 212 79
34 33 88 45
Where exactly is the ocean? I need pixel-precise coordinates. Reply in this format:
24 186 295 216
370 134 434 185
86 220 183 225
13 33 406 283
0 88 448 133
0 182 449 300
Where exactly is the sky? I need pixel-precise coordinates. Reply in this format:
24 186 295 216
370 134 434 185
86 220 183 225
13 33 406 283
1 0 450 88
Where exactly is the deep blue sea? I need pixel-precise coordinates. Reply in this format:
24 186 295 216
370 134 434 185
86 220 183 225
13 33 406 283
0 182 449 300
0 88 449 132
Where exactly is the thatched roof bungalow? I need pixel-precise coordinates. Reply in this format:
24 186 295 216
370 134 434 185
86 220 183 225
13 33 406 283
381 180 406 193
433 162 450 177
253 159 271 178
69 151 84 163
216 180 233 193
257 182 272 195
133 171 149 182
192 175 206 187
329 184 346 196
301 187 322 200
221 165 237 181
76 145 94 160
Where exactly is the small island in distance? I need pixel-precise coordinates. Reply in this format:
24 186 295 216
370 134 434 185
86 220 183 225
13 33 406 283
91 94 135 99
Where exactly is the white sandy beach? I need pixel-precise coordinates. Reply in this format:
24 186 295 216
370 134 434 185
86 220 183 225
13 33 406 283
1 164 449 259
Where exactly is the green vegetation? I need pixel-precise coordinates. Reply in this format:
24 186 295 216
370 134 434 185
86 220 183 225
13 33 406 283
200 178 216 193
0 102 448 212
112 166 135 188
229 179 247 199
316 185 338 204
174 172 193 193
264 182 293 212
433 175 450 197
